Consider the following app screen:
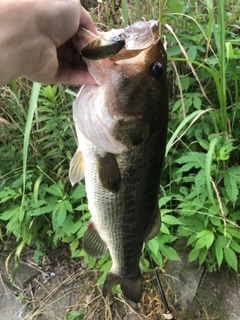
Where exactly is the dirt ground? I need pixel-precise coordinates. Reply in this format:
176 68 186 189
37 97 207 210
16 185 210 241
0 240 240 320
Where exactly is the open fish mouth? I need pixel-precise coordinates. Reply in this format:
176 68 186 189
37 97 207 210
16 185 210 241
75 20 159 61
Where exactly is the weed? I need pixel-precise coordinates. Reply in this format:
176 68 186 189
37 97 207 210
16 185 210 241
0 0 239 307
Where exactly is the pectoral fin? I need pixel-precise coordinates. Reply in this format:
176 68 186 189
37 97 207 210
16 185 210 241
83 221 107 258
97 152 121 192
69 149 84 186
144 207 161 242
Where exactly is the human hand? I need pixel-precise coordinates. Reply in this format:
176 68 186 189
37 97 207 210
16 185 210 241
0 0 97 86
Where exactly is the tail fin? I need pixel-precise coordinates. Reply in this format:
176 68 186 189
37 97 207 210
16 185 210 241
102 271 142 303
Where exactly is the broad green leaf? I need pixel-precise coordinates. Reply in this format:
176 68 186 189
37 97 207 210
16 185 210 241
175 152 205 167
160 222 170 234
197 138 209 151
31 199 48 208
45 184 64 198
195 230 214 249
62 235 75 243
0 188 18 203
227 166 240 183
210 216 221 227
56 204 67 227
189 249 200 262
6 215 20 236
140 258 153 273
187 46 197 61
167 45 182 57
62 217 83 236
227 226 240 240
70 183 86 200
0 207 19 220
159 196 173 207
180 76 190 91
151 250 163 268
75 203 89 211
160 209 173 216
77 223 88 238
53 227 66 244
230 239 240 254
193 92 202 110
172 99 182 112
177 162 197 173
29 203 55 216
224 247 238 272
63 199 73 213
215 237 224 268
162 214 182 225
223 166 240 205
199 249 208 265
160 245 180 260
147 238 160 258
187 233 197 246
97 260 112 285
33 250 44 265
66 310 84 320
156 234 178 244
224 172 238 205
70 239 79 255
179 217 205 232
52 203 64 230
195 169 206 195
166 0 184 13
219 139 236 161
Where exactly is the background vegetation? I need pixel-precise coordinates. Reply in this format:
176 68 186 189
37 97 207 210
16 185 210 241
0 0 239 292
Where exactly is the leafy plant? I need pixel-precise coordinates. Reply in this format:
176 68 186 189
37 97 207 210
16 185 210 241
160 0 240 272
0 0 240 302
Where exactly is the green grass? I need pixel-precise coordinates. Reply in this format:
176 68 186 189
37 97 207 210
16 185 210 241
0 0 239 302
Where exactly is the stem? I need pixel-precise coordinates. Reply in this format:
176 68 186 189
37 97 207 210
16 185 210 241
218 1 227 138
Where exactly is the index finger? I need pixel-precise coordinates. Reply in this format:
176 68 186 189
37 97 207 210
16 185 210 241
80 6 97 34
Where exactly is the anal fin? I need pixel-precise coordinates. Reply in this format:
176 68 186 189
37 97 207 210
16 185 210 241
83 221 107 258
97 152 121 192
103 271 142 303
69 149 84 186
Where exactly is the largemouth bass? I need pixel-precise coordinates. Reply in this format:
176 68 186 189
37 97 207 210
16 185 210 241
70 20 168 303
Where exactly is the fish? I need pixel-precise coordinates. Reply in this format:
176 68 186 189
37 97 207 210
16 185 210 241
69 20 168 303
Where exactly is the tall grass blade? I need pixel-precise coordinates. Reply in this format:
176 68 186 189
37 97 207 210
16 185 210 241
212 1 227 137
165 109 211 156
205 137 219 205
122 0 128 26
218 0 227 137
20 82 41 221
205 0 214 56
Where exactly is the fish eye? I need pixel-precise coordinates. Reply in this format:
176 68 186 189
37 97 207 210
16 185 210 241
149 62 163 80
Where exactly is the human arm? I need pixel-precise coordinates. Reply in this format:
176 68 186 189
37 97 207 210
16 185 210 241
0 0 97 86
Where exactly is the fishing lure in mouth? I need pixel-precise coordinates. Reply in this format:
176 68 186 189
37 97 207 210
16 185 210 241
81 35 125 60
81 20 157 61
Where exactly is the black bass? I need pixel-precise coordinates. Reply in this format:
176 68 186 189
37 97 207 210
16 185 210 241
70 21 168 303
